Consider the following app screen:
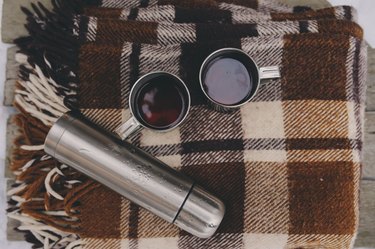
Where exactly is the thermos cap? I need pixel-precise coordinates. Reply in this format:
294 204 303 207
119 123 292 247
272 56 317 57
44 112 225 238
175 184 225 238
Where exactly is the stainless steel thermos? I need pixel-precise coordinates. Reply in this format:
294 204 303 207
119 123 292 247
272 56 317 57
44 112 225 238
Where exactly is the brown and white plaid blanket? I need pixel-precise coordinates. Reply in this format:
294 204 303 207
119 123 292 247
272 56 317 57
8 0 367 248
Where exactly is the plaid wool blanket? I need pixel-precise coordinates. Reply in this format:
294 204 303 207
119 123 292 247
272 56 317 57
7 0 367 248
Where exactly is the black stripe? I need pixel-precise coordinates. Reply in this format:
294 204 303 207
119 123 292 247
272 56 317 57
352 40 362 141
293 6 312 13
196 23 258 42
353 40 360 104
243 138 285 150
78 16 89 43
343 6 352 21
175 7 232 24
299 20 309 33
182 139 244 154
128 8 139 20
139 0 149 7
129 43 141 88
84 0 103 6
128 203 139 247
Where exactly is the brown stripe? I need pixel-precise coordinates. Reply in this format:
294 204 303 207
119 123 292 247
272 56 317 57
318 20 363 39
95 19 158 44
286 138 352 150
288 161 355 234
79 185 122 238
78 43 123 108
282 34 350 101
159 0 219 8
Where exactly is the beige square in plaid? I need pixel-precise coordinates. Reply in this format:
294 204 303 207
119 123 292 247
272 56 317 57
346 102 357 140
140 128 182 146
244 162 289 234
138 237 179 249
244 150 286 162
283 100 349 138
156 155 182 169
243 233 288 249
241 101 285 139
83 238 122 249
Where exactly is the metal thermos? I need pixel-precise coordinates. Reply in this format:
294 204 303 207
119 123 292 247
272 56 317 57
44 112 225 238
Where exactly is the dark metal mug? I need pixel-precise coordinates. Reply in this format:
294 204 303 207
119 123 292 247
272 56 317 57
116 71 191 140
199 48 281 112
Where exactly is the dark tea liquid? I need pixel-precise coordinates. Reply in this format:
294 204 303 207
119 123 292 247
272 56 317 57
203 57 253 105
135 75 186 129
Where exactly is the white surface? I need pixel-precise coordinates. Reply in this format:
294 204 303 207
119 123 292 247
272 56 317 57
329 0 375 47
0 0 374 248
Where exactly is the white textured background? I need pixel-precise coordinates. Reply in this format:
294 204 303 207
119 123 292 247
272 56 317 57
0 0 374 248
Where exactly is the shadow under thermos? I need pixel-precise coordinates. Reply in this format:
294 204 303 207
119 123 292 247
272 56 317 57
43 112 225 238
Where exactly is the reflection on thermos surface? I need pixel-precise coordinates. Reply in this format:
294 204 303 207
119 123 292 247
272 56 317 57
44 112 225 238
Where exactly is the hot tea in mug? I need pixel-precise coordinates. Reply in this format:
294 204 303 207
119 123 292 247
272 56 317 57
200 48 281 111
116 72 190 139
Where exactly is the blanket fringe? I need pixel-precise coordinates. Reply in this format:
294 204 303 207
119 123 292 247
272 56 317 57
8 1 96 246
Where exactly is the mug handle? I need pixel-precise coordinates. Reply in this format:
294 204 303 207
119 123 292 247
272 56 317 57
115 116 142 140
259 66 281 82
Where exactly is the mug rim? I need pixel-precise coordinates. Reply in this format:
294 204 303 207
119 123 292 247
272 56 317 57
128 71 191 132
199 47 261 109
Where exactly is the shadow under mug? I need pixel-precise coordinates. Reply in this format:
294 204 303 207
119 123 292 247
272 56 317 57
116 71 191 140
199 48 281 112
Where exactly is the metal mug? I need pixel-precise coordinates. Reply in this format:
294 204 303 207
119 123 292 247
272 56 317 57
116 71 191 140
199 48 281 112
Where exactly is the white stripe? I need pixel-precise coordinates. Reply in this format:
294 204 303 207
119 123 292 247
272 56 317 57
139 43 181 76
157 23 196 45
119 8 131 20
87 17 98 42
334 6 346 20
308 20 319 33
137 6 175 22
120 43 134 107
257 21 299 36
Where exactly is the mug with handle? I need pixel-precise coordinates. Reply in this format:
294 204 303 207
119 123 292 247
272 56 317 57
116 71 191 140
199 48 281 112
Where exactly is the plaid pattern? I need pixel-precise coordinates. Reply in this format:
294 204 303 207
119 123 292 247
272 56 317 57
9 0 367 248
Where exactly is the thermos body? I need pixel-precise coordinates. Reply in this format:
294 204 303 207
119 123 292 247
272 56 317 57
44 113 225 238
